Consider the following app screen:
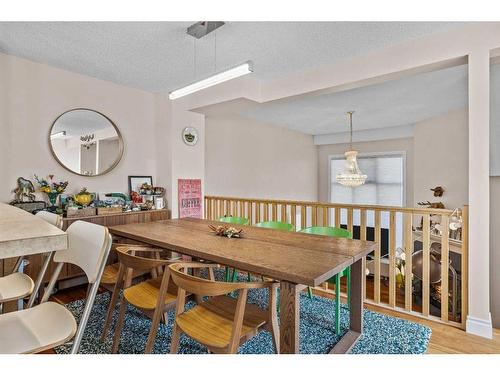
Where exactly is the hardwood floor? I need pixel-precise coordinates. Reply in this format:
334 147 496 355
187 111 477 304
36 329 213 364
46 284 500 354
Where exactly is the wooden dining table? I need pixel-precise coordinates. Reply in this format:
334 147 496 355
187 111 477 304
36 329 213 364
109 217 376 354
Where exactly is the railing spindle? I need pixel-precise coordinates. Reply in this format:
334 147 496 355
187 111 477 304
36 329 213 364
347 208 353 234
404 212 413 312
441 214 450 322
334 208 340 228
239 201 244 218
360 209 367 299
248 201 253 224
422 213 431 317
271 203 277 221
300 206 306 230
389 211 396 308
374 210 381 304
312 206 318 226
281 204 287 223
291 205 296 229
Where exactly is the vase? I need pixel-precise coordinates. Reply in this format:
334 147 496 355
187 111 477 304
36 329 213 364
46 192 59 207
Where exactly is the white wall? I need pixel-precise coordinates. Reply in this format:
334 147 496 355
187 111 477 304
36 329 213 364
413 109 469 209
0 52 158 202
205 114 318 201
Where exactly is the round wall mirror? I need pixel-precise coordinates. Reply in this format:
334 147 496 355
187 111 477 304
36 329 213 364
49 109 124 176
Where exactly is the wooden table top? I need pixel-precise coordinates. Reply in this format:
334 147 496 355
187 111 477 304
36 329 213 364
110 218 376 286
0 203 67 259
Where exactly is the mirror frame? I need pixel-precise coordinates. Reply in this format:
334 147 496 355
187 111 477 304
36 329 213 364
48 108 124 177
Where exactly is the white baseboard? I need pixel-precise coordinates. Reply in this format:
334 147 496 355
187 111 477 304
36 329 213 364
466 314 493 339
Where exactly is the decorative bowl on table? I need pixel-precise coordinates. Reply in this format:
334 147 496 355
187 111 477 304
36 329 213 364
208 225 244 238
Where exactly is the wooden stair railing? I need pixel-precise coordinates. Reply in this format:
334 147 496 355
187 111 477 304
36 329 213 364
204 195 468 329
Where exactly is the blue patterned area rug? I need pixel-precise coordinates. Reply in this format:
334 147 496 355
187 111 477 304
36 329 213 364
55 283 431 354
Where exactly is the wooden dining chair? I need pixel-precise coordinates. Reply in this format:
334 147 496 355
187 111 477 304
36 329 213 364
169 262 280 354
104 246 183 353
0 220 112 353
0 211 62 313
99 244 163 314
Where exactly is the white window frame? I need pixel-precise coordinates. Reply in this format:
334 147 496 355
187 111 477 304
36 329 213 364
328 150 407 207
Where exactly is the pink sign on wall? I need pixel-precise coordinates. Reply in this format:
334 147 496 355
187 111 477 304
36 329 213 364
178 179 202 219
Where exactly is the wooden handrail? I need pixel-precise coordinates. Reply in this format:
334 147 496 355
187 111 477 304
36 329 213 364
204 195 456 215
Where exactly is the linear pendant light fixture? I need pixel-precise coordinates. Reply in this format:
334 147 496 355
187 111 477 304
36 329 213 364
169 61 253 100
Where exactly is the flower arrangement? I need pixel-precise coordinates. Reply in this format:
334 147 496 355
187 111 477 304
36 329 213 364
34 174 69 207
34 174 68 194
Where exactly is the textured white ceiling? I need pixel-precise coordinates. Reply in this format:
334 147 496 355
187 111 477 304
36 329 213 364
238 64 469 135
0 22 462 92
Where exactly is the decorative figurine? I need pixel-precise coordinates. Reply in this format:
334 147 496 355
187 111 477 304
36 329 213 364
208 224 244 238
12 177 36 202
430 186 444 197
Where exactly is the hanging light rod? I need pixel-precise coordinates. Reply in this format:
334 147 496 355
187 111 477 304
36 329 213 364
168 61 253 100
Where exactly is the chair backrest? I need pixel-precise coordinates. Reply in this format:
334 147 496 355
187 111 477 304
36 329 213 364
300 226 352 239
255 221 294 231
115 245 169 271
218 216 249 225
53 221 111 283
35 210 62 229
169 263 268 297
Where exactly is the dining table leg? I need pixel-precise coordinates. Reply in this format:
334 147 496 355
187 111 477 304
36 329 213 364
330 257 364 353
279 280 300 354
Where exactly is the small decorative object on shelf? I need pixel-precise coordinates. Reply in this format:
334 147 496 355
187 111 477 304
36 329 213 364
34 174 68 210
10 177 46 213
73 187 94 207
130 191 143 203
128 175 153 196
431 186 445 197
208 224 244 238
139 182 153 195
12 177 36 202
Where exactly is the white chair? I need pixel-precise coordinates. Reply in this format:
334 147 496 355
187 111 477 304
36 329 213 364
0 211 62 313
0 220 112 354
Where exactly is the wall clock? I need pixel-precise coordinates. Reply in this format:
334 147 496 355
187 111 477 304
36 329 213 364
182 127 199 146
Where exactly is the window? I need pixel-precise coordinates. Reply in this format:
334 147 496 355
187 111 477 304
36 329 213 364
329 152 405 248
330 152 405 207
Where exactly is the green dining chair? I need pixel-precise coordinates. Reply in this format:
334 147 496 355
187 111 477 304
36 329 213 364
218 216 249 225
300 226 352 334
228 220 294 283
254 221 294 231
218 216 250 282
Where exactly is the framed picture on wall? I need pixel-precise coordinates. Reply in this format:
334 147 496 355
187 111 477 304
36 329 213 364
128 175 153 195
178 178 202 218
